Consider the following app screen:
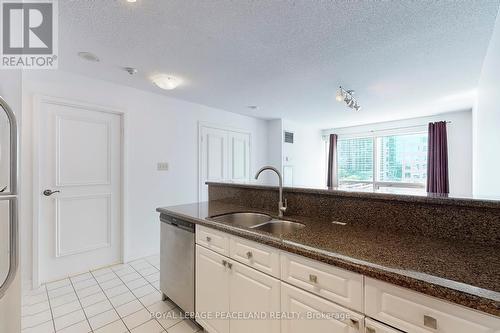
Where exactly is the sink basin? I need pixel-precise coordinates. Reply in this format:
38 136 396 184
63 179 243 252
251 220 305 236
210 212 273 228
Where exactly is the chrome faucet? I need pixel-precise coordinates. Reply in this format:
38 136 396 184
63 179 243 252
254 166 287 218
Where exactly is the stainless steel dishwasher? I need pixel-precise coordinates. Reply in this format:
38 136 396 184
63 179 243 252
160 215 195 313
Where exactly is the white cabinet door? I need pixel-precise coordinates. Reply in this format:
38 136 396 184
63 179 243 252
281 282 364 333
196 245 230 333
229 261 280 333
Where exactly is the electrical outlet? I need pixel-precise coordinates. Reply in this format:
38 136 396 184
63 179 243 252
157 162 169 171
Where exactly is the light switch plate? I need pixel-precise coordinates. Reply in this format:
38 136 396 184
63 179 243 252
157 162 169 171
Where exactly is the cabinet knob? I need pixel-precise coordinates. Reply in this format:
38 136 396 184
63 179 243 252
309 274 318 283
424 315 437 329
366 327 376 333
227 262 233 269
222 259 227 267
246 251 253 259
349 319 359 330
206 236 211 242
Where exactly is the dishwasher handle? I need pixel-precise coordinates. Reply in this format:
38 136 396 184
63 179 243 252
160 214 195 233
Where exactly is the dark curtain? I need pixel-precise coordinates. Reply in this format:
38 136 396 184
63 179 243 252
327 134 338 187
427 121 449 194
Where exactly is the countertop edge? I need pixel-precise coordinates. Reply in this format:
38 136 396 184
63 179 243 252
157 207 500 317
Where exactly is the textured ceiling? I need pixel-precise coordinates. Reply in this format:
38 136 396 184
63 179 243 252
59 0 500 127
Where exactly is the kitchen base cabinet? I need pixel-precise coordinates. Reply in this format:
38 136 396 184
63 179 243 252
229 260 281 333
365 278 500 333
281 282 364 333
196 245 230 333
196 244 281 333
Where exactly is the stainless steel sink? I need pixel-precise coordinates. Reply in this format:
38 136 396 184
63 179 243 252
251 220 305 236
210 212 273 228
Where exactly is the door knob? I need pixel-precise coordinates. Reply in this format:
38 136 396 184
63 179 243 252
43 189 60 196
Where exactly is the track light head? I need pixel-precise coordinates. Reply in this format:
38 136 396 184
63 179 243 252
336 86 361 111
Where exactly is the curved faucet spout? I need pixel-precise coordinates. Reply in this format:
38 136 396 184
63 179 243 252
254 166 287 218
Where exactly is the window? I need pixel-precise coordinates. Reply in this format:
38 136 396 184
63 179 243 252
337 131 428 190
338 137 373 181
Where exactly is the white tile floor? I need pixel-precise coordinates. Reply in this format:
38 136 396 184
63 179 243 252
21 255 202 333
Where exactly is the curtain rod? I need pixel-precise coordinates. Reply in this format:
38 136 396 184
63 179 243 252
323 121 452 137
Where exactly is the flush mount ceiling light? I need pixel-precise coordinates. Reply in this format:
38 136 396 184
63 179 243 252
78 52 99 62
126 0 137 2
150 74 181 90
336 86 361 111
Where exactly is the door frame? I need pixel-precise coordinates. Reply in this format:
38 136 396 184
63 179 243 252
32 95 128 287
197 122 252 202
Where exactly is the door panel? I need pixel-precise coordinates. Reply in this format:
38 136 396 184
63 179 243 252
38 99 122 283
195 245 230 333
55 194 111 257
57 116 110 185
229 132 250 180
229 261 280 333
207 132 226 180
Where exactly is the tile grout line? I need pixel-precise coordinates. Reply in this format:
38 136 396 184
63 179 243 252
68 272 95 333
44 283 57 333
127 261 183 332
89 268 131 333
138 258 201 333
114 262 167 331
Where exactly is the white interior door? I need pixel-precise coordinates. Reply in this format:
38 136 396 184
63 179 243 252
199 125 251 201
37 99 122 283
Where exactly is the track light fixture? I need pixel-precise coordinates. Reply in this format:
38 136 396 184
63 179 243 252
336 86 361 111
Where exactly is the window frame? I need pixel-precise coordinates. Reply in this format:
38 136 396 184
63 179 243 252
335 128 428 190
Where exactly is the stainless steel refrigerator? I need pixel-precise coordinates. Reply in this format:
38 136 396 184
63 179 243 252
0 95 18 301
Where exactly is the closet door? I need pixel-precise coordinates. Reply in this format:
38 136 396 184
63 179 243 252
199 125 251 201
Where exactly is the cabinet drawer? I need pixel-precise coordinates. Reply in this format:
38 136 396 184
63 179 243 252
281 252 363 312
229 236 280 278
365 278 500 333
281 282 364 333
196 225 229 256
364 318 404 333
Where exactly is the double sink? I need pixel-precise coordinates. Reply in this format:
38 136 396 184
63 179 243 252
209 212 305 236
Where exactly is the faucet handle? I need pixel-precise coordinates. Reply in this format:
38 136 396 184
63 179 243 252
280 198 288 213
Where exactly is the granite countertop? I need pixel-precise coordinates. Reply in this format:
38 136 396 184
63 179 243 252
157 200 500 317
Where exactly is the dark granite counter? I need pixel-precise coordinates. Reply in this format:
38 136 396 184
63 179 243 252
157 200 500 317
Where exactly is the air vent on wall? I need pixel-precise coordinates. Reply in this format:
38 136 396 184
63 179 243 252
284 131 294 144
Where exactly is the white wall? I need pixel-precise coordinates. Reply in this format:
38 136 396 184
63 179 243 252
324 110 473 197
265 119 283 185
20 70 270 284
474 9 500 198
282 120 326 188
0 70 22 333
